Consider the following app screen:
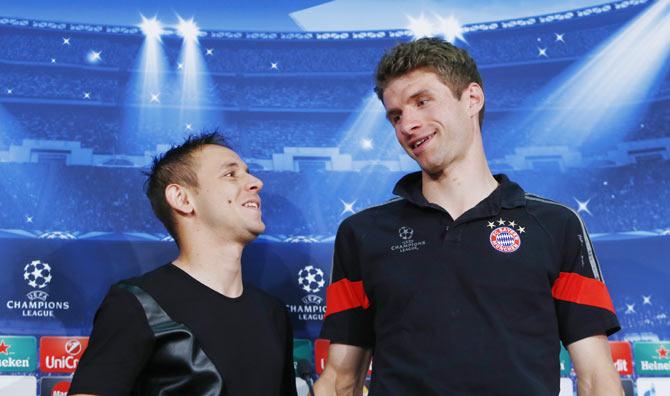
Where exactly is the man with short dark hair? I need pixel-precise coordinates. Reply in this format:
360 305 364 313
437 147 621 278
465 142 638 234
70 132 297 396
315 38 622 395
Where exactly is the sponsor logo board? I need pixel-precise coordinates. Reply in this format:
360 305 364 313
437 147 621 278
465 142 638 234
559 344 571 376
314 339 329 375
559 378 573 396
40 336 89 373
636 378 670 395
313 338 372 376
0 375 36 395
634 342 670 376
0 336 36 372
610 341 633 376
40 376 72 396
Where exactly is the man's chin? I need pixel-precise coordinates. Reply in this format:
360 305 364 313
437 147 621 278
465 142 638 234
406 151 441 174
416 159 444 177
249 222 266 237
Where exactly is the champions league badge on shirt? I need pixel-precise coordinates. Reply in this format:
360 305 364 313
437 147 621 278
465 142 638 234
390 226 426 254
487 218 525 253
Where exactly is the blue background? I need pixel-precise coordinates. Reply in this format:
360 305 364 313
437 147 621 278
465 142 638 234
0 0 668 394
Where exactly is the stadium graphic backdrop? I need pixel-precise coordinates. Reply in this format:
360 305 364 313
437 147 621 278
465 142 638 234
0 1 668 395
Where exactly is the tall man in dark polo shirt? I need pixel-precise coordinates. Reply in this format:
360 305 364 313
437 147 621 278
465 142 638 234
315 38 623 395
70 132 297 396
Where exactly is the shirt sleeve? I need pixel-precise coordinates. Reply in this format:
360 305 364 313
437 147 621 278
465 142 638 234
69 284 154 396
553 210 621 347
319 219 374 348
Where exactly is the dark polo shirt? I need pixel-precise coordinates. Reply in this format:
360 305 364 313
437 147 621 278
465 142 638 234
320 172 619 396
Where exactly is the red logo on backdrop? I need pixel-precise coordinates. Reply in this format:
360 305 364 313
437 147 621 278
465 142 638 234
314 339 330 375
52 381 71 396
65 339 82 355
39 336 89 373
610 341 632 376
313 338 372 376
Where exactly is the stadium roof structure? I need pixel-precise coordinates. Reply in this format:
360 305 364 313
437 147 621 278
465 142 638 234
0 0 651 41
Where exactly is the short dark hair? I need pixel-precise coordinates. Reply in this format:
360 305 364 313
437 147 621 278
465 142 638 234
375 37 485 127
145 131 230 244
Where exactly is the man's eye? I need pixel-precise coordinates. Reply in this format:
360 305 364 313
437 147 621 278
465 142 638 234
418 98 429 106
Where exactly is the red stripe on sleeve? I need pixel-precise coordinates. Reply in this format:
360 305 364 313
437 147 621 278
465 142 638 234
552 272 615 313
325 279 370 318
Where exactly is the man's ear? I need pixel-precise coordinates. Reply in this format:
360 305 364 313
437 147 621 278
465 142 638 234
165 184 194 215
465 82 484 118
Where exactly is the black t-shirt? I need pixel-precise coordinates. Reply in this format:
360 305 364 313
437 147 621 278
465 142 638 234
320 173 620 395
70 263 297 396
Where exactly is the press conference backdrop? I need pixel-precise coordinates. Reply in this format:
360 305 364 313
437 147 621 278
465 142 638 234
0 0 669 394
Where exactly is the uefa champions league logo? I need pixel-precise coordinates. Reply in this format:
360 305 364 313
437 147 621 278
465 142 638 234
297 265 325 306
391 226 426 253
398 226 414 240
288 265 327 320
24 260 52 289
298 265 325 294
5 259 70 317
23 260 52 301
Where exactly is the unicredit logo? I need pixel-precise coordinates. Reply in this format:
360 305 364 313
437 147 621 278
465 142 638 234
64 339 82 356
45 354 79 370
39 336 88 374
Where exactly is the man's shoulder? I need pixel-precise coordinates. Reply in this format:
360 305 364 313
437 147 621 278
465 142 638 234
342 197 406 227
117 263 174 289
523 192 577 223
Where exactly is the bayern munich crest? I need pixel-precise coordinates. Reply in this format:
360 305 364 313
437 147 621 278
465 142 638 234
487 218 525 253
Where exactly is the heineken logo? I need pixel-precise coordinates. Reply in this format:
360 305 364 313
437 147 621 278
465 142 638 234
634 342 670 375
0 340 9 354
0 336 36 372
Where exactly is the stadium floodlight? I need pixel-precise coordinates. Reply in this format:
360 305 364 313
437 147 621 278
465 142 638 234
173 13 221 133
177 16 201 42
361 138 374 150
86 50 102 64
139 15 164 41
406 14 434 40
514 0 670 147
435 15 466 44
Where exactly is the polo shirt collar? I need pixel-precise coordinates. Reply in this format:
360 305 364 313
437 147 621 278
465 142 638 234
392 171 526 215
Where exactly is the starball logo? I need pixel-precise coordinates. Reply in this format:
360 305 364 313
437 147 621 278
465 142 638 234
40 336 89 373
390 226 426 253
287 265 327 321
5 260 70 318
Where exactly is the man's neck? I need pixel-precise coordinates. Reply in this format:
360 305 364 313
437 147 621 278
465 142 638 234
173 234 246 298
422 156 498 221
